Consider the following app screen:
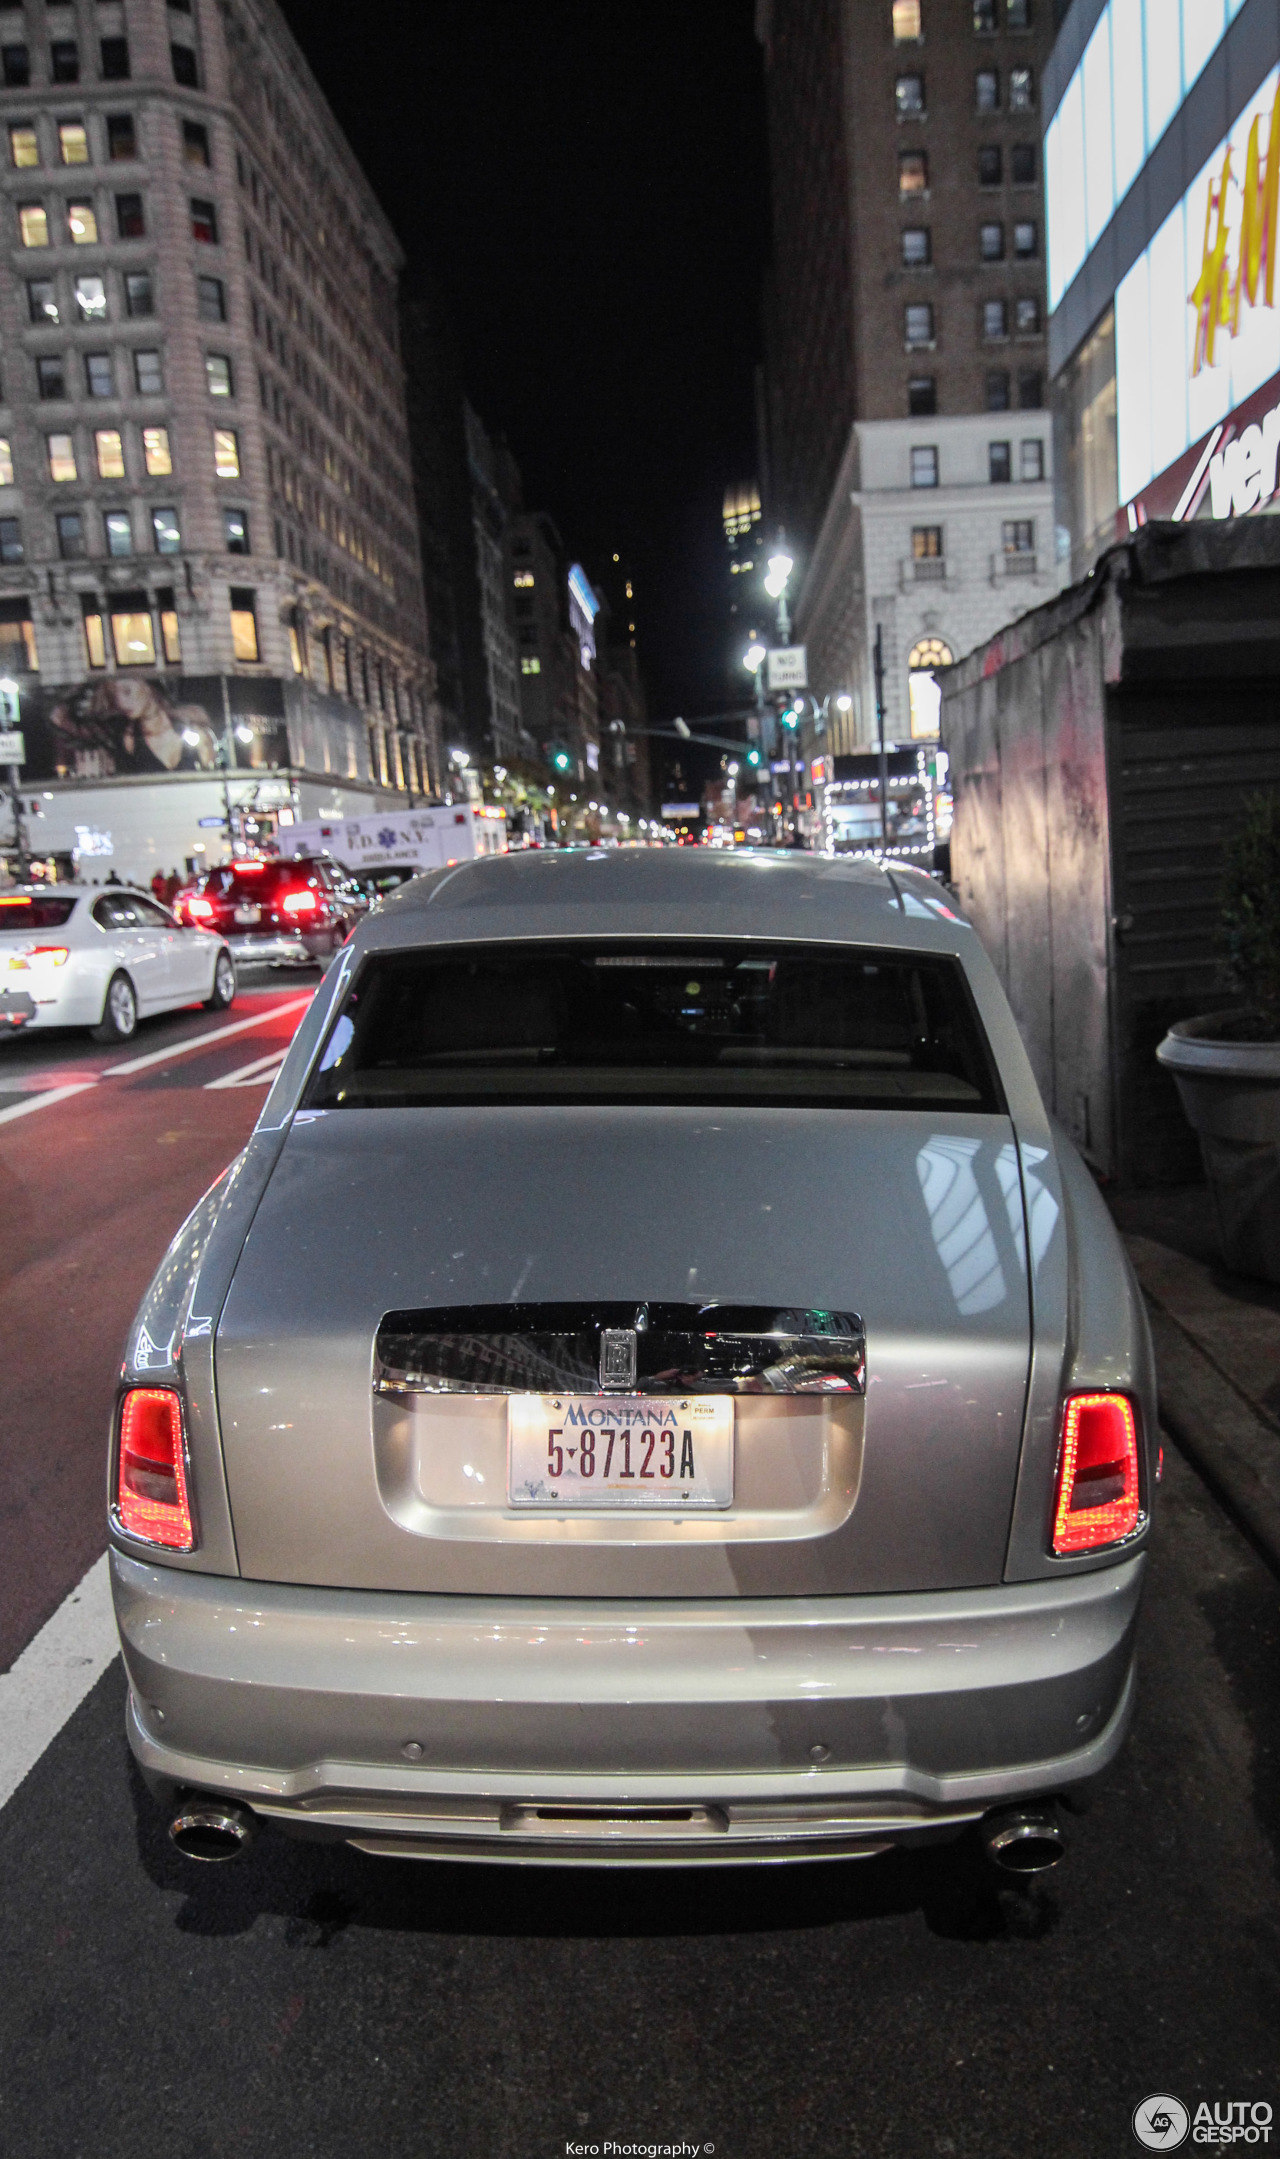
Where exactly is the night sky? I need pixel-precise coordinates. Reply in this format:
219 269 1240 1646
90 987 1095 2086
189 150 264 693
277 0 770 732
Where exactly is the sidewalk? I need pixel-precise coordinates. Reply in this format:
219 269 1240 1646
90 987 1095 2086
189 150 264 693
1106 1183 1280 1574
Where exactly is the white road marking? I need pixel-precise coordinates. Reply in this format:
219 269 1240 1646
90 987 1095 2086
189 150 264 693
0 1552 118 1813
0 1080 97 1127
101 994 311 1077
205 1047 287 1090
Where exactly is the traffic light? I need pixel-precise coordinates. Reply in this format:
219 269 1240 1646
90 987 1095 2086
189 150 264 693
747 748 761 767
551 747 572 773
780 707 798 730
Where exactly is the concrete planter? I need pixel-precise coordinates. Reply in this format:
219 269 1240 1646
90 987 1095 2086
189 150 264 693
1157 1014 1280 1283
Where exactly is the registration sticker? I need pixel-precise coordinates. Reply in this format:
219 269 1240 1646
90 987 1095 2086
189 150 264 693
507 1395 734 1508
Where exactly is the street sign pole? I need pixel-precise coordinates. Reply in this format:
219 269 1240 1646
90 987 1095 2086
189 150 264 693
873 625 889 851
0 680 27 878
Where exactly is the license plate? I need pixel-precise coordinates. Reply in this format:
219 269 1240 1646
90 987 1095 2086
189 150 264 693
234 905 261 925
508 1395 734 1508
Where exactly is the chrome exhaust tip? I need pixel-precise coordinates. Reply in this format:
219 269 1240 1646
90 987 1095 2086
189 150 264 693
981 1805 1066 1875
168 1796 255 1862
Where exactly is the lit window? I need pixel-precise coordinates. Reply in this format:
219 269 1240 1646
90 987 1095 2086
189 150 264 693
190 196 218 244
172 44 198 87
288 623 303 673
94 428 124 478
56 511 84 559
907 376 936 416
1014 220 1037 259
182 120 210 167
115 192 144 239
229 589 259 661
1020 439 1044 482
58 121 89 165
28 279 59 325
67 199 98 244
899 150 927 196
904 301 934 347
1009 67 1033 111
124 271 153 317
520 655 541 674
84 609 106 667
0 519 23 566
513 570 535 587
107 113 136 161
152 506 181 554
205 352 232 396
160 607 181 663
36 355 67 401
112 611 155 666
103 510 133 556
978 145 1001 186
213 427 240 478
986 369 1010 411
989 440 1012 483
197 274 225 321
976 68 999 111
896 74 924 116
75 274 107 321
223 506 249 554
9 125 38 168
143 426 172 476
47 433 78 482
1003 518 1035 554
134 349 163 394
973 0 995 29
902 227 930 267
1011 142 1036 185
2 45 30 88
0 440 13 486
18 203 49 248
100 37 130 81
983 298 1008 339
1015 295 1041 335
51 42 80 84
912 526 942 559
892 0 921 36
910 445 939 488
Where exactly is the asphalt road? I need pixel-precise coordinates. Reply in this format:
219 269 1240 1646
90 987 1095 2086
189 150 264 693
1 996 1278 2159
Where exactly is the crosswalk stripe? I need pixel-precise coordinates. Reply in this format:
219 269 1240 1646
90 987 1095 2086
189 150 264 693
0 1552 117 1813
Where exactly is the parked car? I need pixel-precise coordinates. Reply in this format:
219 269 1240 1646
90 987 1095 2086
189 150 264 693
0 883 234 1043
111 849 1156 1874
174 856 360 968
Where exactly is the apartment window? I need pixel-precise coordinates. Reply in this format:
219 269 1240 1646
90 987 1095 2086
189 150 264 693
151 506 180 554
520 655 541 675
901 227 931 268
112 607 155 666
893 0 922 34
182 119 209 166
978 145 1002 187
47 433 78 482
1015 295 1041 335
36 353 65 401
196 274 225 320
124 270 154 317
229 588 259 661
56 510 85 559
288 621 303 674
973 0 996 29
76 273 107 320
976 69 999 111
159 602 180 664
2 44 30 87
907 375 936 416
989 440 1012 484
1007 0 1030 25
115 192 144 239
84 352 113 397
169 0 193 12
18 203 49 248
1018 367 1043 408
205 352 232 397
1003 519 1035 554
912 526 942 559
99 38 130 80
28 279 59 324
58 120 88 165
213 427 240 478
898 150 927 197
983 298 1008 339
980 221 1004 261
67 198 98 244
9 125 38 168
106 113 136 160
223 506 249 554
94 427 124 478
83 601 106 669
171 43 198 86
896 74 924 117
50 41 79 83
1010 67 1033 110
904 301 934 347
1011 142 1036 185
1014 221 1038 261
190 197 217 244
0 518 23 565
910 445 939 488
986 369 1010 411
1020 438 1044 481
142 425 171 476
133 348 163 394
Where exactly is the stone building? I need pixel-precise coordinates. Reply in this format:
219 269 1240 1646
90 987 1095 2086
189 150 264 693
0 0 439 876
758 0 1058 751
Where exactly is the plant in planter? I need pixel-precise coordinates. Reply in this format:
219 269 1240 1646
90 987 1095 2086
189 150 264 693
1157 792 1280 1283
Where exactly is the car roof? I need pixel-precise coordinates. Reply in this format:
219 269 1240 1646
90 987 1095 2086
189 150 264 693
353 847 971 957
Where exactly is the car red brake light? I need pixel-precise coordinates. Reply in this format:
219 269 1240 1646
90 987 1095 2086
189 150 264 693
1051 1393 1141 1554
115 1387 195 1550
281 888 319 916
186 895 214 921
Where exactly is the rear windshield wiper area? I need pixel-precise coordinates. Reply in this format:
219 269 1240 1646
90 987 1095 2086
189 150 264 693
302 940 1006 1114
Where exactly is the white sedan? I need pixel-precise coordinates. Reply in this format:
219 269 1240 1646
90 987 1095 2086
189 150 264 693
0 884 235 1044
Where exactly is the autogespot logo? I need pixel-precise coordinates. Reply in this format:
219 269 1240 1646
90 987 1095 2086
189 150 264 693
1135 2099 1191 2151
1134 2097 1276 2148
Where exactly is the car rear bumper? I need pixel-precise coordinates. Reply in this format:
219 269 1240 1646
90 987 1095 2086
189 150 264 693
224 930 327 965
112 1550 1144 1865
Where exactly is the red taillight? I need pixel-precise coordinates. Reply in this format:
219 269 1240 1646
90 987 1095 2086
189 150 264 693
281 888 319 916
1051 1393 1142 1555
186 895 214 921
115 1388 194 1550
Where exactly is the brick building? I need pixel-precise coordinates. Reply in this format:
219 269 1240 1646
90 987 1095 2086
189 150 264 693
0 0 439 879
758 0 1059 750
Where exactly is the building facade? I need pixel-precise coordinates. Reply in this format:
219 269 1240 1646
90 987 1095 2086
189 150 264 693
758 0 1058 751
0 0 439 879
1046 0 1280 576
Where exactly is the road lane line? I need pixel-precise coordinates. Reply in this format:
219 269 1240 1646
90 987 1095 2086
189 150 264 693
0 1552 117 1813
0 1081 97 1127
101 994 311 1077
205 1047 288 1090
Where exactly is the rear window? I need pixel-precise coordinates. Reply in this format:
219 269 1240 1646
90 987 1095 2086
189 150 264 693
0 893 77 929
304 941 1005 1113
201 863 321 899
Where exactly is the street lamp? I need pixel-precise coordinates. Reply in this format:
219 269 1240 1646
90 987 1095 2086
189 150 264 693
763 550 793 600
742 638 766 674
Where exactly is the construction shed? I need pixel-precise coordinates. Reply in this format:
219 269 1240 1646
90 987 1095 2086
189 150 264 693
940 520 1280 1186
